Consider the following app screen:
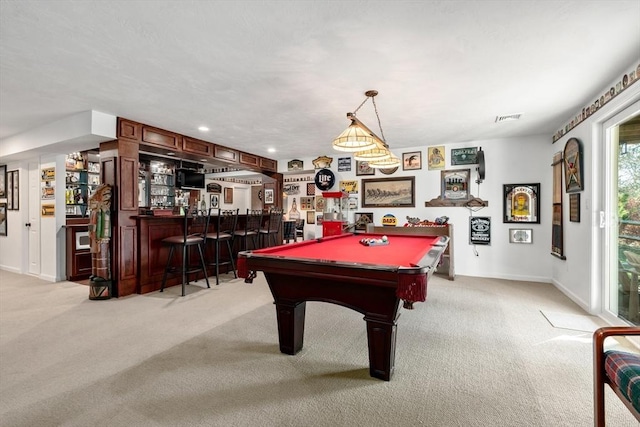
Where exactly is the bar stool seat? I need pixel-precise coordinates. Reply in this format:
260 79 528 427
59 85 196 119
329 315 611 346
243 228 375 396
205 208 239 285
160 206 210 296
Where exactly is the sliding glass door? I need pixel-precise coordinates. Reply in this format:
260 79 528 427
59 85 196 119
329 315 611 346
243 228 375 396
605 106 640 325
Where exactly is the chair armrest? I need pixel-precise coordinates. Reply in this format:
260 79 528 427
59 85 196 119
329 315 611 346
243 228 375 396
593 326 640 426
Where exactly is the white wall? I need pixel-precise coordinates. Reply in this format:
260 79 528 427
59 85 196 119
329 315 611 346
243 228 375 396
551 81 640 313
0 110 116 280
0 160 28 274
279 133 554 283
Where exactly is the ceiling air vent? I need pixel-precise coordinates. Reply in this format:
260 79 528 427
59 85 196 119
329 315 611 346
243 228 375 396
495 113 522 123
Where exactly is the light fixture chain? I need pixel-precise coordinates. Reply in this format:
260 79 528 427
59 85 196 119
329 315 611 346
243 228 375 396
352 96 370 115
371 97 387 144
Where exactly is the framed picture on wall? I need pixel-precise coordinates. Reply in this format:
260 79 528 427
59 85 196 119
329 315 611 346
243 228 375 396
224 187 233 204
0 202 6 236
440 169 470 201
264 188 274 204
356 161 375 176
509 228 533 244
503 183 540 223
306 210 315 225
402 151 422 170
361 177 415 208
0 165 6 198
210 194 219 209
354 212 374 231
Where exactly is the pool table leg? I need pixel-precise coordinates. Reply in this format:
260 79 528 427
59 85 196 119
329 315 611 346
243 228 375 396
364 315 398 381
274 300 306 355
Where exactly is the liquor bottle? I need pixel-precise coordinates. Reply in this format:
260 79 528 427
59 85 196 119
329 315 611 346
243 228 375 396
289 198 300 220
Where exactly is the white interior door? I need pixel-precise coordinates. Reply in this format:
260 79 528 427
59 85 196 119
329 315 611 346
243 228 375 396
28 163 40 275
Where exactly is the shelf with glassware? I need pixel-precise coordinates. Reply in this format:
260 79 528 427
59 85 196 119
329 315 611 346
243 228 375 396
65 170 90 217
139 160 176 208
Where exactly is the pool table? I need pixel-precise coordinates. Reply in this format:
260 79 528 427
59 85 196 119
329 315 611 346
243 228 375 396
237 232 449 381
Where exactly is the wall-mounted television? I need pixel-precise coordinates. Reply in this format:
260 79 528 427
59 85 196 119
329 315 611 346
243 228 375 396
176 169 205 189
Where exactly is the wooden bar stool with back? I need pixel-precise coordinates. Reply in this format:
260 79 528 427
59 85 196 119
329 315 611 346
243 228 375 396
205 208 239 286
260 208 283 248
160 205 210 296
234 209 263 255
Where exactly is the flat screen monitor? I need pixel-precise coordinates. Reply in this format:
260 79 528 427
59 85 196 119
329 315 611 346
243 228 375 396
176 169 205 189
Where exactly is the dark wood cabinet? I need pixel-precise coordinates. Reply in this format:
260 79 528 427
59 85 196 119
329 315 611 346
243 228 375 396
118 119 141 141
183 137 213 158
239 152 259 168
260 157 277 172
141 126 181 150
65 221 92 281
214 145 239 163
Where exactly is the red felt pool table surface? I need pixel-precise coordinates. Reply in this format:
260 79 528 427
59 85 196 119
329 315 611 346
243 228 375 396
246 233 443 267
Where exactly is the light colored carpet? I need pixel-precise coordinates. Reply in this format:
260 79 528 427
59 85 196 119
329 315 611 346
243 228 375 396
540 310 608 333
0 270 638 426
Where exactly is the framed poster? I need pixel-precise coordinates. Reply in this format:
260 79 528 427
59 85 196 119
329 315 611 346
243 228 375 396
41 204 55 217
427 146 445 170
0 202 6 236
306 210 315 225
210 194 219 208
337 157 351 172
299 197 314 210
569 193 580 222
361 177 415 208
402 151 422 170
224 187 233 204
503 183 540 223
356 160 375 176
469 216 491 245
264 188 274 204
440 169 470 201
6 171 13 210
509 228 533 244
354 212 374 231
0 165 5 198
563 138 583 193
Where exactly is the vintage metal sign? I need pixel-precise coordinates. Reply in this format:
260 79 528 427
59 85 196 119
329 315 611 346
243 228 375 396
451 147 478 165
469 216 491 245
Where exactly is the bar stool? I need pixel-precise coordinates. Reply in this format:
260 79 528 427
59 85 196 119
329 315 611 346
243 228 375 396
160 206 210 296
205 208 239 286
295 218 305 241
282 220 296 243
234 209 263 254
260 208 283 248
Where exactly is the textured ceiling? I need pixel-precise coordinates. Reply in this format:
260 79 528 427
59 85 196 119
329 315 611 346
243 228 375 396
1 1 639 162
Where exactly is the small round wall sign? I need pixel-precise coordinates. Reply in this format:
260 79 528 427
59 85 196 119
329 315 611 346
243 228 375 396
314 168 335 191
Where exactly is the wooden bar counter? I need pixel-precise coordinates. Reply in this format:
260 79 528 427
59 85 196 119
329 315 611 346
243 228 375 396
135 213 265 294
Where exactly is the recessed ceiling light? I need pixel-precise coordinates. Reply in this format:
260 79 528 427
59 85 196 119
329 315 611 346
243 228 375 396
267 148 276 153
198 126 210 132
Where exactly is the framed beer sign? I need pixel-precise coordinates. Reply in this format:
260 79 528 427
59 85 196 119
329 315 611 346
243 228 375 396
503 183 540 224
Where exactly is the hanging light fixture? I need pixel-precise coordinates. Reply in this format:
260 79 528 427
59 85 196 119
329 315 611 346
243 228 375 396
332 90 400 168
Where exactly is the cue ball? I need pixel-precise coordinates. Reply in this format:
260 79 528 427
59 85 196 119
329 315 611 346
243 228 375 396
382 235 388 242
